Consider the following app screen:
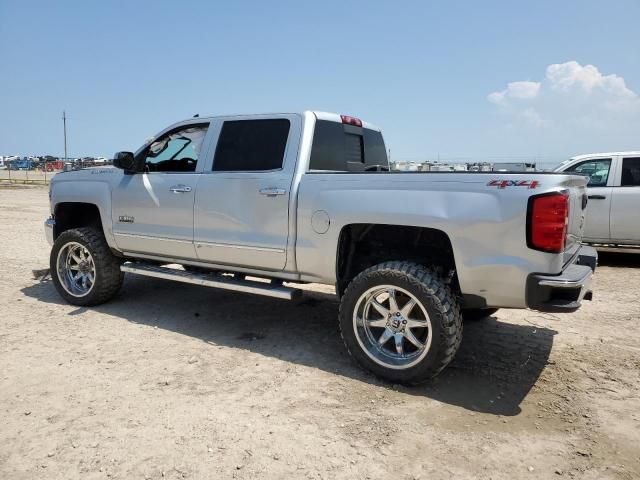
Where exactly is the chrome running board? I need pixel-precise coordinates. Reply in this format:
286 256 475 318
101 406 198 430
120 262 302 300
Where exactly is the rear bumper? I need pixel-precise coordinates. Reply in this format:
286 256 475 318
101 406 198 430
526 245 597 313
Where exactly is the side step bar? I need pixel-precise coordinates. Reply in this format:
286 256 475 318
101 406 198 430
120 262 302 300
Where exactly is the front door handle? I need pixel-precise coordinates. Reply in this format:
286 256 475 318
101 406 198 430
588 195 606 200
170 185 192 194
259 187 286 196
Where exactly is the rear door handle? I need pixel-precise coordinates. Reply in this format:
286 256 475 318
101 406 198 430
588 195 606 200
259 187 286 196
170 185 192 193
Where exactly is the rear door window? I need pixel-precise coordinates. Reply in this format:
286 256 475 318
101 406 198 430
565 159 611 187
620 157 640 186
212 119 290 172
309 120 388 171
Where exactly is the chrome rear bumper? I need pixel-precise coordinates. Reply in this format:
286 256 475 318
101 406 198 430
526 245 597 313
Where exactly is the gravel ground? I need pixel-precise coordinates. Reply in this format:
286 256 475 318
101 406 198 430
1 185 639 480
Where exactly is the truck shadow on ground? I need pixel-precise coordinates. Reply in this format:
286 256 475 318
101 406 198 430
22 275 557 416
597 251 640 268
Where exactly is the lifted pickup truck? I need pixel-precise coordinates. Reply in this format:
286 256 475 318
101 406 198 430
45 111 596 383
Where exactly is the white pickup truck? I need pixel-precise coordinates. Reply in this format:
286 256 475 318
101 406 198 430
555 152 640 246
44 111 597 384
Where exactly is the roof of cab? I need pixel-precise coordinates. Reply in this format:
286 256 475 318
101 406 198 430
571 151 640 160
175 111 382 132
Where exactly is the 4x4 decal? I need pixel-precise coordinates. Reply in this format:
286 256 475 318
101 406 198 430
487 179 540 189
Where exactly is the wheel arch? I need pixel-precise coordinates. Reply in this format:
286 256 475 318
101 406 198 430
50 180 118 250
54 202 103 238
335 223 459 298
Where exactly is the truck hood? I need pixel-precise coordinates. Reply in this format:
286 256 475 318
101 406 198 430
51 166 123 184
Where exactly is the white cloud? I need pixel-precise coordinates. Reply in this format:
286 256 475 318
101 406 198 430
489 61 640 121
488 80 541 105
487 61 640 154
545 61 635 99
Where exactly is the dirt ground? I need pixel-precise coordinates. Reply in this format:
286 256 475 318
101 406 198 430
1 185 639 480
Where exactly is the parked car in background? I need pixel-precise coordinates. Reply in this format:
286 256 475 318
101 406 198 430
492 162 536 172
555 152 640 246
8 158 32 170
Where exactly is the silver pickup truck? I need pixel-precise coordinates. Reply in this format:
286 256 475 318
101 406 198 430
44 111 597 384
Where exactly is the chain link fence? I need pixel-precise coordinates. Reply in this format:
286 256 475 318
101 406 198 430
0 159 112 185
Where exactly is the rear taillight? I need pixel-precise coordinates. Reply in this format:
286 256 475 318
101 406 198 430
527 191 569 253
340 115 363 127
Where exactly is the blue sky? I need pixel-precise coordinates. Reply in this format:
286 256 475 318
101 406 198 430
1 0 638 166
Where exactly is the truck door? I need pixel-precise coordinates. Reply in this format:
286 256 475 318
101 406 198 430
111 122 211 258
610 156 640 243
563 158 613 242
193 115 301 271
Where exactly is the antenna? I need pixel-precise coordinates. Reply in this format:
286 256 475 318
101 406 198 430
63 110 68 161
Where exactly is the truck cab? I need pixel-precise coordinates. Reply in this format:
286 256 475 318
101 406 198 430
106 112 388 272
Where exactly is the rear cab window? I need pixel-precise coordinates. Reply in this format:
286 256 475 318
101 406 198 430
309 119 388 172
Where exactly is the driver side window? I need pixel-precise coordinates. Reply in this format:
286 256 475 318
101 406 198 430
143 124 208 173
566 158 611 187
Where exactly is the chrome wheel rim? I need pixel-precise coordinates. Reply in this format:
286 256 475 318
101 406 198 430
56 242 96 297
353 285 432 370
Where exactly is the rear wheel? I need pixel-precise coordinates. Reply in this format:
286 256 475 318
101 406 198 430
339 261 462 384
462 308 499 321
50 227 123 306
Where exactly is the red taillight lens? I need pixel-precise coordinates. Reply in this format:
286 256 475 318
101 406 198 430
340 115 363 127
528 192 569 253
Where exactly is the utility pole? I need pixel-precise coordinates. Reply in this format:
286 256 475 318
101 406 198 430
63 110 68 162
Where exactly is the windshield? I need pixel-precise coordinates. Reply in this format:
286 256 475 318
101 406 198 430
148 127 207 158
141 124 209 173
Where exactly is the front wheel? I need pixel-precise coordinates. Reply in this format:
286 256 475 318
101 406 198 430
50 227 124 306
339 261 462 384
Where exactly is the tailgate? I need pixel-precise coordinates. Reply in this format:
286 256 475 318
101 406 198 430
563 177 589 264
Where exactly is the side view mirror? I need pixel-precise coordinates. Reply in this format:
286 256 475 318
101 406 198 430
113 151 138 172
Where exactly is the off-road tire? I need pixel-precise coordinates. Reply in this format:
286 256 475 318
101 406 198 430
50 227 123 306
462 308 499 321
339 261 463 384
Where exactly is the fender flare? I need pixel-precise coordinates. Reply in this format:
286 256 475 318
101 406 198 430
51 181 118 251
